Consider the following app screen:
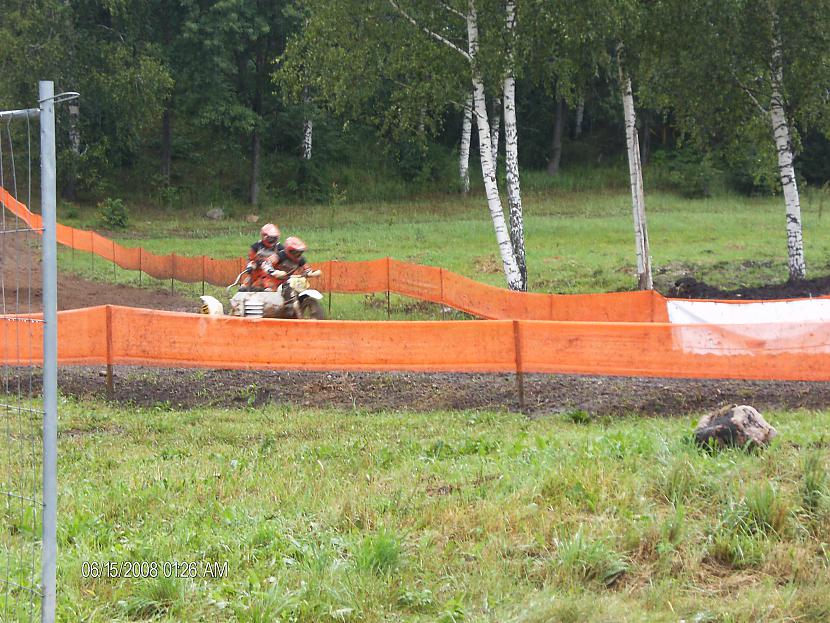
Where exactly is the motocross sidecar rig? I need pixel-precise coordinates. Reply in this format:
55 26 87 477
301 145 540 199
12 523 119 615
199 272 325 319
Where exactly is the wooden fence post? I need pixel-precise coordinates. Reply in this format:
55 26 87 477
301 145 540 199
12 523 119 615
105 306 114 399
439 268 445 320
327 261 333 316
513 320 525 413
386 257 391 318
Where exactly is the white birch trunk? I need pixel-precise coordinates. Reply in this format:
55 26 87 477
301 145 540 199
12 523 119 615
618 55 653 290
301 119 313 160
770 35 806 280
490 97 501 165
459 93 473 193
503 0 526 290
467 2 522 290
302 88 313 160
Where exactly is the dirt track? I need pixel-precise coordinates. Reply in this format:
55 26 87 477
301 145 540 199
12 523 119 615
4 227 830 415
0 367 820 416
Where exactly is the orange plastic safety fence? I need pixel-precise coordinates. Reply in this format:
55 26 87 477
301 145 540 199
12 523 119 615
113 243 141 271
2 305 829 381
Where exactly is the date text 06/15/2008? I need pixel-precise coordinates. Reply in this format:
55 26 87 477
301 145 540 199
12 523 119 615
81 560 229 580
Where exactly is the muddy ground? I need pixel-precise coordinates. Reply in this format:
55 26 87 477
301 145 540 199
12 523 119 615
0 367 823 417
669 274 830 300
3 228 830 415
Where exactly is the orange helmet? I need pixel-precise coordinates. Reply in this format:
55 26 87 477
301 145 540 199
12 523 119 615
260 223 280 247
284 236 307 262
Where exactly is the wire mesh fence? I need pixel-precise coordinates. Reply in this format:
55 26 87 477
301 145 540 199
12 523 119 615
0 84 57 623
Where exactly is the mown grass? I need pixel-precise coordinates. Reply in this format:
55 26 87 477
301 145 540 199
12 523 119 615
3 399 829 621
57 168 830 316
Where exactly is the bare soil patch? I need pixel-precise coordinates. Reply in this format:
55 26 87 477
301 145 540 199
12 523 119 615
11 366 829 416
668 274 830 300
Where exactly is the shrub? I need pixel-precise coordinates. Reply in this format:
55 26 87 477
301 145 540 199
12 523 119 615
97 197 128 230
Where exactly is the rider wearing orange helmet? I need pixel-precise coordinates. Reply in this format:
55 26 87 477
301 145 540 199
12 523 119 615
258 236 314 291
241 223 283 291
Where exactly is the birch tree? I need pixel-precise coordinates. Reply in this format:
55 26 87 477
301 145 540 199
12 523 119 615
525 0 655 289
283 0 526 289
301 88 313 160
644 0 830 281
502 0 526 286
383 0 526 289
459 93 473 193
490 96 501 164
618 46 652 289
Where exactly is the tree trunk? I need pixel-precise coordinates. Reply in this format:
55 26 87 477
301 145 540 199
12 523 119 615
547 96 566 175
250 128 261 205
301 117 313 160
161 107 173 179
770 99 806 279
618 51 653 290
459 92 473 193
503 0 526 289
770 36 805 279
573 97 585 139
301 88 313 160
63 101 81 200
490 96 501 165
466 2 522 290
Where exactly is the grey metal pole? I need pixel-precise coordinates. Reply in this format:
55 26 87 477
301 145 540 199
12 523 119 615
39 80 58 623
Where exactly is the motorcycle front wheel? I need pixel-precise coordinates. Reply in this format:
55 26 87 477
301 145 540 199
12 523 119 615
298 297 326 320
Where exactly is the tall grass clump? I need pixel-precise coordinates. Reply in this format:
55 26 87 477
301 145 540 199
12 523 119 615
802 451 829 515
554 530 627 587
709 483 791 568
657 458 703 505
355 529 402 574
121 576 185 619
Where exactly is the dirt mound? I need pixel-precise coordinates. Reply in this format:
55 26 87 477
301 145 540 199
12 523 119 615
24 367 830 416
668 275 830 300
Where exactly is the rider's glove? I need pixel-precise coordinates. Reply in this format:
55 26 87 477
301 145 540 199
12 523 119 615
244 261 256 273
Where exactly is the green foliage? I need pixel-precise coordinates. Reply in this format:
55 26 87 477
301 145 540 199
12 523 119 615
649 148 722 198
555 530 628 587
97 197 129 230
563 409 592 425
121 576 185 619
802 451 829 514
354 529 401 574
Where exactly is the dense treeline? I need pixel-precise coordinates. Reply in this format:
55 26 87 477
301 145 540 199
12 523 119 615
1 0 829 285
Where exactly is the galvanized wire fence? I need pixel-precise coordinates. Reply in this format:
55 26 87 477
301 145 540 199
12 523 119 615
0 82 59 623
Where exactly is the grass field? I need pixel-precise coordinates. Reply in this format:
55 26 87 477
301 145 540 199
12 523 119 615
2 399 829 622
14 170 827 622
55 175 830 319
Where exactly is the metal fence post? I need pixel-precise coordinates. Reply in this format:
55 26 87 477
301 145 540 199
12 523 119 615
39 79 58 623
